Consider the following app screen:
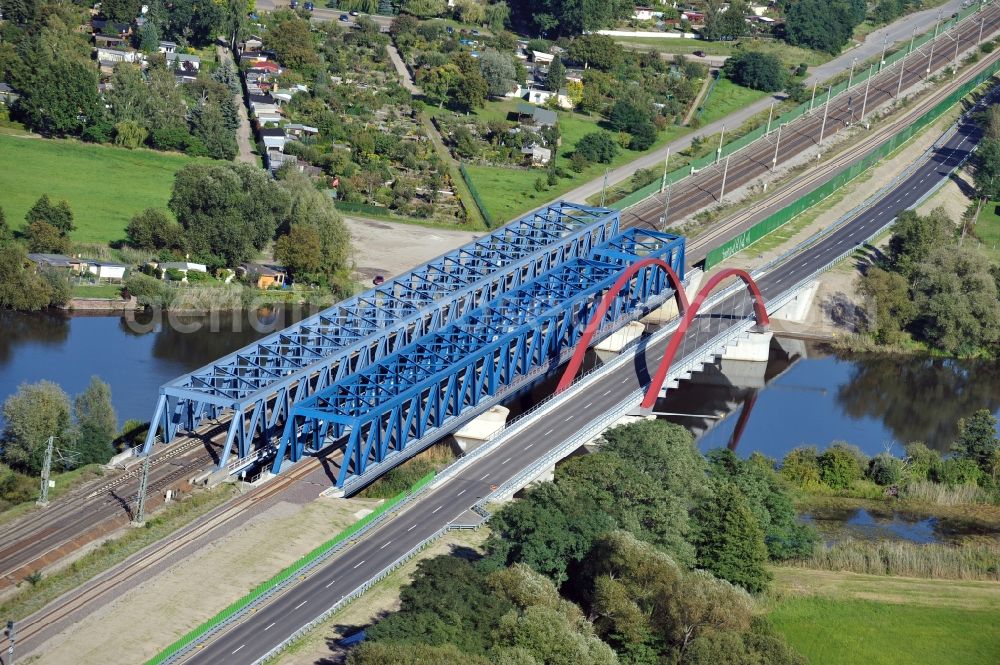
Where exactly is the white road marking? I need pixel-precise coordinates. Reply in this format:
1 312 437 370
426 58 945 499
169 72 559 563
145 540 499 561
265 622 276 631
432 505 443 514
294 600 308 610
502 457 512 465
325 580 337 588
407 524 417 532
564 415 573 421
584 402 593 408
525 443 533 449
603 389 612 395
233 645 245 655
379 540 392 550
457 489 466 496
621 378 628 383
353 560 366 569
480 473 490 480
544 428 554 435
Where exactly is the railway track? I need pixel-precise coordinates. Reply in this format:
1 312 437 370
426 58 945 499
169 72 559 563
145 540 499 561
621 4 1000 234
12 457 326 652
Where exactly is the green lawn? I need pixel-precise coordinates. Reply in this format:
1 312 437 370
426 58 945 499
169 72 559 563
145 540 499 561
0 133 207 245
697 77 770 125
769 567 1000 665
615 37 830 68
71 283 124 299
771 595 1000 665
973 200 1000 262
462 100 688 222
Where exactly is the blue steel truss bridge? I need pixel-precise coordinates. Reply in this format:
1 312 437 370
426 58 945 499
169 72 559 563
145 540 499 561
143 201 686 490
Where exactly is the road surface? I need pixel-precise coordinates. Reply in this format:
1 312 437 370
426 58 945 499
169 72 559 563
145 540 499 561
182 81 992 665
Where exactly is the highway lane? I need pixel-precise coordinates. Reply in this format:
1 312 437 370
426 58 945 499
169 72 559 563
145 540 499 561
184 83 992 665
621 4 1000 232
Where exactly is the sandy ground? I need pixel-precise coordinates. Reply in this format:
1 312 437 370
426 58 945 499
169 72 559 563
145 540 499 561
275 529 489 665
343 216 482 283
34 495 381 665
916 167 976 220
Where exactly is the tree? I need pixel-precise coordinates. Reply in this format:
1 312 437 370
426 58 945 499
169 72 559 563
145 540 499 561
785 0 862 55
484 2 511 32
126 208 184 251
703 0 749 41
567 34 624 71
25 220 70 254
817 442 866 489
888 208 954 278
508 0 633 37
25 195 75 236
419 64 461 108
723 51 786 92
106 64 149 125
453 53 488 111
953 409 999 474
546 56 566 92
266 14 321 72
169 163 292 266
114 120 148 149
608 100 649 133
212 61 241 95
0 243 57 311
73 377 117 465
139 20 160 53
910 244 1000 355
14 58 104 137
0 208 11 247
101 0 143 22
1 381 72 474
478 49 517 98
857 266 915 344
190 101 238 160
692 482 771 593
163 0 224 46
275 171 351 290
974 138 1000 199
274 225 323 281
575 131 619 163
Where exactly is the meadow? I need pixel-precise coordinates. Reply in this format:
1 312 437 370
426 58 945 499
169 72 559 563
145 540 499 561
0 132 205 245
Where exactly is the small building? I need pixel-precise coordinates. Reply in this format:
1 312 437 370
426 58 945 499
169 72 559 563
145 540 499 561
157 261 208 281
522 144 552 165
158 40 178 54
165 52 201 71
86 260 127 282
95 34 128 48
523 87 573 110
259 127 287 151
240 263 288 289
0 82 17 105
96 47 142 64
517 103 559 127
27 253 81 271
531 50 554 65
284 123 319 137
241 36 264 52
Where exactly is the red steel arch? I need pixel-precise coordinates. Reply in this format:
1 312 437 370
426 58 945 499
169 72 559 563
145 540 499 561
641 268 768 408
556 257 688 393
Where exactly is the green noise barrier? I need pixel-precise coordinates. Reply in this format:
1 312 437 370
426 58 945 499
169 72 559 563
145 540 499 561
703 59 1000 268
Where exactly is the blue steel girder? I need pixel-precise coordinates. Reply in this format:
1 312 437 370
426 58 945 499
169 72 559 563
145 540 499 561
278 228 686 486
144 201 621 463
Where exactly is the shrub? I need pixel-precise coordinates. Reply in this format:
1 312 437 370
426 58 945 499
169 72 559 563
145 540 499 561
904 441 941 481
981 41 996 54
933 457 982 486
574 131 619 163
780 446 821 487
164 268 185 281
123 272 167 306
867 452 906 486
818 443 866 490
723 51 786 92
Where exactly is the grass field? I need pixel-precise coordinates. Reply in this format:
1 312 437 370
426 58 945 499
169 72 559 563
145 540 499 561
973 199 1000 262
0 133 206 245
697 77 770 125
461 100 687 222
615 37 830 68
770 567 1000 665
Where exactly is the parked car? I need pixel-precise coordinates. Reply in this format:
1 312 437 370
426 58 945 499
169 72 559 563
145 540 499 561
472 29 480 35
304 1 313 10
339 13 349 21
350 10 359 15
290 0 298 7
693 50 706 57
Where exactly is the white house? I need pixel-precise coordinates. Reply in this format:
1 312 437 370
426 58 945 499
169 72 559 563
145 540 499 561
524 87 573 110
87 260 127 282
96 47 142 63
531 50 554 64
157 261 208 281
522 144 552 165
259 127 288 151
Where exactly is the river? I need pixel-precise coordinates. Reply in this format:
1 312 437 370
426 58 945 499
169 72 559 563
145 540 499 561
1 312 999 455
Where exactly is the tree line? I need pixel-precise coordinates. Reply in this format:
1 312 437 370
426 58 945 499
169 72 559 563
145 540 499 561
347 420 814 664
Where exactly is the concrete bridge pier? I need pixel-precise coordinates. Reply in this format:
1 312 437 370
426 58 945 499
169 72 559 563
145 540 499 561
454 406 510 453
595 321 646 363
642 267 704 324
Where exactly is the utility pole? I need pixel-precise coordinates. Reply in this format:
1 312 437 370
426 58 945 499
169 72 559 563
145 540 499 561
909 27 916 54
772 123 782 169
927 32 936 76
600 169 609 207
953 24 962 68
720 156 730 200
897 49 907 98
809 81 817 111
819 85 832 144
765 102 774 135
132 452 152 527
979 17 986 45
848 57 857 89
934 11 942 39
661 180 672 230
879 34 888 71
659 147 670 194
716 125 725 164
861 64 874 122
37 436 55 507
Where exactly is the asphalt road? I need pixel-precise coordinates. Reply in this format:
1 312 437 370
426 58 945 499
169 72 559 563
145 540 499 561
184 82 991 665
